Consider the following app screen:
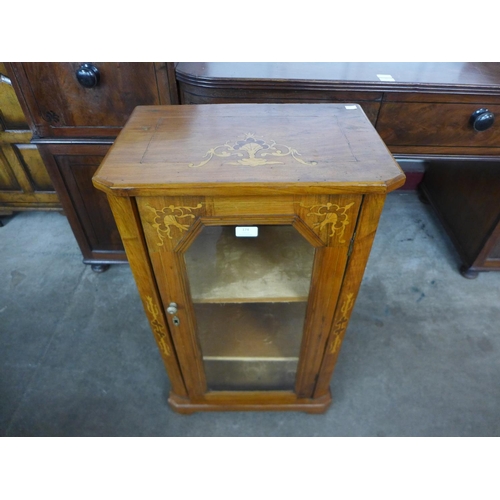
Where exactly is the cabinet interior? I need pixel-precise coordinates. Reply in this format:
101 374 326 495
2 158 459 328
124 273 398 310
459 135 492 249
184 225 314 390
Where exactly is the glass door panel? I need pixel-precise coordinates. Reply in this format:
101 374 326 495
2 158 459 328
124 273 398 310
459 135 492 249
184 225 315 391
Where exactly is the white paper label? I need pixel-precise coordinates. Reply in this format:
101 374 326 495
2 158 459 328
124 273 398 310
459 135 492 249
377 74 395 82
236 226 258 237
345 105 357 109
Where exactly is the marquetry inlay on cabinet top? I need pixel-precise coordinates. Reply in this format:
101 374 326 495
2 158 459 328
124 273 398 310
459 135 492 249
93 104 405 197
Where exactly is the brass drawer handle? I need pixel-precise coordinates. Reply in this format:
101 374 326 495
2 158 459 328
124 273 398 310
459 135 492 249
470 108 495 131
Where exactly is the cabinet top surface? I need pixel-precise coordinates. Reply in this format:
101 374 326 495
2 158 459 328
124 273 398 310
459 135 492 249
93 104 405 196
176 62 500 93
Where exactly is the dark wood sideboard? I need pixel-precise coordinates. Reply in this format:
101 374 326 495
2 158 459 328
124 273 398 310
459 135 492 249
7 62 500 277
176 63 500 278
7 62 178 271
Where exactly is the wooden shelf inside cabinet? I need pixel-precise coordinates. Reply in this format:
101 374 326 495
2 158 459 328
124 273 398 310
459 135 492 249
93 103 405 413
195 302 305 358
185 225 315 303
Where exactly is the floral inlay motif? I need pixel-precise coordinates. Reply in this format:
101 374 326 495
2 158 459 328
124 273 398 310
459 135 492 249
146 204 203 245
188 133 318 168
329 292 355 354
146 296 170 357
301 202 355 243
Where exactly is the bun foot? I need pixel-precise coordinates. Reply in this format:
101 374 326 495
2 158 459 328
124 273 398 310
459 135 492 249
460 265 478 279
91 264 110 273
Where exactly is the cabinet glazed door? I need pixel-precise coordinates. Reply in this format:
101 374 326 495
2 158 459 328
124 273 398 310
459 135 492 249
185 223 314 391
137 195 361 400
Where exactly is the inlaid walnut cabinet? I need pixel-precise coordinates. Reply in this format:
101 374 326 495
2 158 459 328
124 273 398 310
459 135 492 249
93 104 405 413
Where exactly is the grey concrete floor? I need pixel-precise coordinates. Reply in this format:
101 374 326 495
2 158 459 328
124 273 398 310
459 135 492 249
1 191 499 436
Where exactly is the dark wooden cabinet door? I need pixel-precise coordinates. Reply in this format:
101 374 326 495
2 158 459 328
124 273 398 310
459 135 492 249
9 63 173 139
38 144 126 268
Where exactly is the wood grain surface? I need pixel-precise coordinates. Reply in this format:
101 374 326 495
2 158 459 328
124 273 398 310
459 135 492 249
93 102 404 412
93 104 405 196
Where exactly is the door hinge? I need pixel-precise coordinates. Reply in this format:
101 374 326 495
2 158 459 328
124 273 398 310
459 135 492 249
347 232 356 258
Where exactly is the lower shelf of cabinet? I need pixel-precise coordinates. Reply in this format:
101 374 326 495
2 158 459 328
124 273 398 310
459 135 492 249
203 357 299 392
168 389 332 414
195 301 307 391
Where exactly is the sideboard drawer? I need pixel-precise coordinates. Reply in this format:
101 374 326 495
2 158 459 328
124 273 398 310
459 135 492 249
11 63 168 139
377 101 500 153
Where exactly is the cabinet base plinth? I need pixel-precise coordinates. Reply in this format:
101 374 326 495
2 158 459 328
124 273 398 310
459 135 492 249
168 390 332 414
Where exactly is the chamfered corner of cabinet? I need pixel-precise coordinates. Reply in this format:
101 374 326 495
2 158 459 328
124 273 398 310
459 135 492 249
92 175 116 195
385 172 407 193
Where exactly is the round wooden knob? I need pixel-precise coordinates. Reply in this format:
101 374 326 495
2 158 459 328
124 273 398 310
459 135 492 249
470 108 495 131
75 63 100 88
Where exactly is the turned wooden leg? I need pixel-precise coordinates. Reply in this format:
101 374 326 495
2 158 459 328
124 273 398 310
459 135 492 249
460 265 479 279
91 264 110 273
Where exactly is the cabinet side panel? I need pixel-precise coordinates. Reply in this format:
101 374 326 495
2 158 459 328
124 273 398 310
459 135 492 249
38 144 126 263
106 195 188 398
421 160 500 267
314 194 386 398
0 145 22 190
0 63 29 129
0 66 61 211
0 142 60 210
154 62 179 105
16 144 55 192
294 194 362 398
490 229 500 259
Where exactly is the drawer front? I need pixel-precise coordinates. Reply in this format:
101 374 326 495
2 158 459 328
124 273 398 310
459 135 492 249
14 63 164 138
377 101 500 151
